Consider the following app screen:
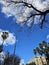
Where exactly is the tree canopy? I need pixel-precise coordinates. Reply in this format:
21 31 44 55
3 54 20 65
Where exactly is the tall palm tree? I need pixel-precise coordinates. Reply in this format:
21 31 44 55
0 32 9 53
1 32 9 46
1 32 8 40
13 42 17 65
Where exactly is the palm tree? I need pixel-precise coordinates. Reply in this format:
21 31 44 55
1 32 8 40
1 32 9 46
13 37 17 65
0 32 9 65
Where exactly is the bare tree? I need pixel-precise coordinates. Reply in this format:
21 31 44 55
0 0 49 29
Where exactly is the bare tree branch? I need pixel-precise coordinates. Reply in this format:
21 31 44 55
2 0 49 29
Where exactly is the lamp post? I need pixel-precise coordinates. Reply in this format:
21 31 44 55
13 39 18 65
13 42 16 65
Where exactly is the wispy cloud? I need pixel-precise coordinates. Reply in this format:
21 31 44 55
47 35 49 39
46 34 49 42
0 29 16 45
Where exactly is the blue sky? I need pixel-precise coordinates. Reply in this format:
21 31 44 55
0 3 49 64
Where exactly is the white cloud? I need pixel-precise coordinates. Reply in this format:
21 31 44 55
32 0 49 11
20 59 25 65
47 35 49 39
0 0 49 26
0 52 5 61
0 29 16 45
46 35 49 42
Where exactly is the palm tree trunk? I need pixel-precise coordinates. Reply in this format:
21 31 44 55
13 43 16 65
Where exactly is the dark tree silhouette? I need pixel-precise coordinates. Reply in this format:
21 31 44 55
26 62 36 65
0 45 3 53
1 32 9 40
3 54 20 65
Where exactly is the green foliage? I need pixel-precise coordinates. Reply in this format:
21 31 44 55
34 41 49 64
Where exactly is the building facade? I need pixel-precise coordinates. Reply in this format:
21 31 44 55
27 56 47 65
